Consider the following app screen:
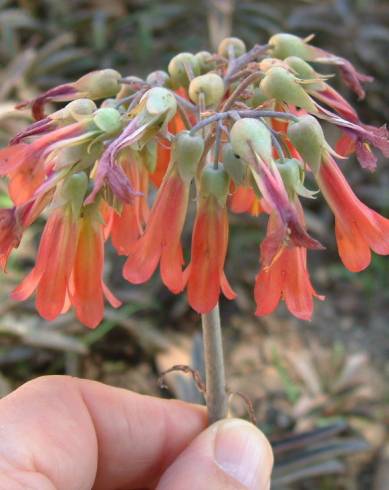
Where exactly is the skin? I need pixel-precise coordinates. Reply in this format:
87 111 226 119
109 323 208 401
0 376 273 490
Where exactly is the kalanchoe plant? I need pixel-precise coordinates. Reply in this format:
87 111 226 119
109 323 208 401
0 34 388 424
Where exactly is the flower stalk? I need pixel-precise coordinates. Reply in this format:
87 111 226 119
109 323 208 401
201 304 228 424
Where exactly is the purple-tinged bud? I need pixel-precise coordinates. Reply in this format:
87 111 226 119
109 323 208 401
188 73 225 106
93 107 122 134
222 143 247 185
287 115 326 174
269 33 311 60
75 69 122 99
168 53 201 88
173 131 204 182
146 70 170 87
230 118 272 163
277 158 318 199
200 164 230 204
116 76 144 99
218 37 246 58
195 51 216 73
260 66 317 112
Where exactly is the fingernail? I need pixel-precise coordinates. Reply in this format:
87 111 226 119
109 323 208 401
214 419 273 489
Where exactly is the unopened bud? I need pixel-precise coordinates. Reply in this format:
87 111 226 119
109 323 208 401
140 141 157 173
260 66 317 112
76 69 122 99
269 33 311 60
146 70 170 87
285 56 326 91
116 76 144 99
249 86 268 107
218 37 246 58
62 172 88 215
277 158 318 199
195 51 216 73
66 98 97 121
222 143 247 185
168 53 201 88
142 87 177 122
93 107 122 134
173 131 204 182
200 164 230 204
230 118 272 163
188 73 225 106
287 115 326 174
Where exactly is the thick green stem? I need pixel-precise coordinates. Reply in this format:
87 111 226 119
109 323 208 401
201 303 228 424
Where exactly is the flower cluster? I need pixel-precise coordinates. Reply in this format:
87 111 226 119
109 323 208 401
1 34 388 327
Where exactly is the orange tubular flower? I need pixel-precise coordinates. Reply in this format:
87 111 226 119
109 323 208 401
123 167 189 293
11 173 120 328
255 214 323 320
12 207 80 321
69 208 121 328
0 122 84 204
185 166 236 313
316 155 389 272
110 150 149 255
124 131 204 293
229 185 263 216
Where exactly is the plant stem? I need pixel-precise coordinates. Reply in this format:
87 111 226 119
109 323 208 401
201 303 228 424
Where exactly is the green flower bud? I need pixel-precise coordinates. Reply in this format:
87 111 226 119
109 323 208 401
259 66 317 112
168 53 201 88
76 69 122 99
218 37 246 58
173 131 204 182
200 164 230 204
62 172 88 216
248 86 268 107
140 140 157 173
230 118 272 163
285 56 326 91
56 144 86 168
222 143 247 185
277 158 318 199
66 98 97 121
142 87 177 123
195 51 216 73
269 33 311 60
146 70 170 87
93 107 122 134
188 73 225 106
287 115 326 174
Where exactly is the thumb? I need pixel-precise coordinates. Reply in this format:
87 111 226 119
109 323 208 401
156 418 273 490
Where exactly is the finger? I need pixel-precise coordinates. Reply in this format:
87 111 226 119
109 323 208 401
157 418 273 490
0 375 207 490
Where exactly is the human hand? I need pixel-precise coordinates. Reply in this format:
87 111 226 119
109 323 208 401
0 376 273 489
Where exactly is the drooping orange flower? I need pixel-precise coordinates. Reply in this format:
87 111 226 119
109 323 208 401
123 167 189 293
150 112 187 188
255 213 323 320
316 155 389 272
229 185 263 216
110 150 149 255
185 166 236 313
12 200 120 328
0 122 84 204
12 207 80 320
69 208 121 328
